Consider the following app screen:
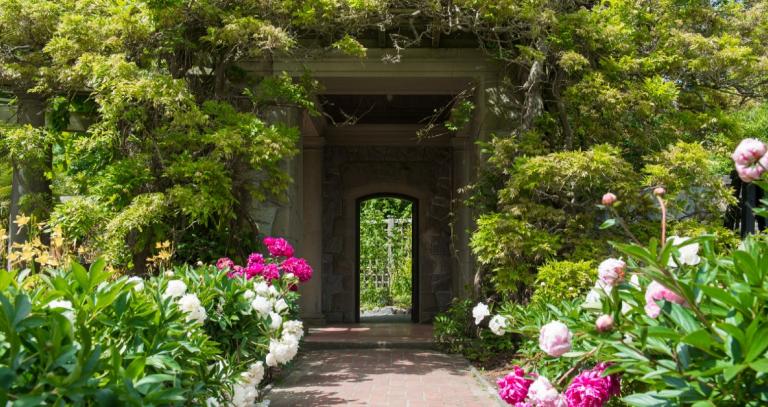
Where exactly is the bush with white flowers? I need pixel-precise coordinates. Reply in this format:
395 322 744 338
0 236 314 407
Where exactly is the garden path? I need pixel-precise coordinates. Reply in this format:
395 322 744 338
269 324 503 406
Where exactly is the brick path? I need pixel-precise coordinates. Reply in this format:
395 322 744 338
269 349 502 407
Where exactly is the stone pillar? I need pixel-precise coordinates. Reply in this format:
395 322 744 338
451 134 473 299
298 114 325 325
263 106 303 244
7 94 51 270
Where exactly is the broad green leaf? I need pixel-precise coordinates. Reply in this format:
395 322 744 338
723 364 746 382
749 359 768 372
745 327 768 362
71 261 90 291
600 219 616 229
623 393 671 407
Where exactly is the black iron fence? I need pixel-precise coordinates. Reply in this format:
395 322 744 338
725 171 766 237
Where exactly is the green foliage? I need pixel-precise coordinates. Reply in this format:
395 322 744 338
433 299 516 365
0 261 224 405
0 256 305 405
331 34 367 58
359 198 412 310
530 260 595 307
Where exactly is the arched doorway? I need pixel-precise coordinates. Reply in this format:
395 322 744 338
355 194 419 323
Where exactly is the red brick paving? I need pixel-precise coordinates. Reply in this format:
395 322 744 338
269 349 502 407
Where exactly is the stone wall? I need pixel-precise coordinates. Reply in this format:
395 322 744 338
321 145 454 322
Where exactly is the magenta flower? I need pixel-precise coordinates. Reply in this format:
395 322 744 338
644 281 686 318
497 366 534 405
564 363 620 407
281 257 313 282
216 257 235 270
264 237 294 258
247 253 265 267
262 263 280 282
245 262 265 279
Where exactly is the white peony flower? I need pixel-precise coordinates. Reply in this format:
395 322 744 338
127 276 144 291
231 382 258 407
242 361 265 386
273 298 289 314
164 270 175 277
269 312 282 331
178 293 207 324
164 280 187 297
47 299 75 323
254 281 270 297
488 315 508 336
251 296 271 317
243 290 255 300
267 336 299 366
472 302 490 325
282 320 304 340
268 285 279 297
265 353 277 367
667 236 701 267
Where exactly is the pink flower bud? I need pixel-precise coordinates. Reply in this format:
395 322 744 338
539 321 572 357
653 187 666 196
596 314 614 332
601 193 617 206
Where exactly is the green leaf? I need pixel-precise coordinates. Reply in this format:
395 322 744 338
71 261 90 291
745 327 768 362
749 359 768 372
723 364 746 382
125 356 146 381
681 329 716 352
12 294 30 329
135 373 175 388
600 219 616 229
666 303 699 333
622 393 671 407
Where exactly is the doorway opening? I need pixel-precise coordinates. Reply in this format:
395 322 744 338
356 195 418 323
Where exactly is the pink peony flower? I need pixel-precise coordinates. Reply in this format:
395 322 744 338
264 237 295 258
245 262 265 279
564 363 620 407
227 265 245 279
601 193 617 206
732 139 768 182
597 258 625 287
497 366 534 405
539 321 572 357
528 376 567 407
644 281 686 318
732 138 767 166
595 315 614 332
261 263 280 282
280 257 313 282
216 257 235 270
247 253 265 267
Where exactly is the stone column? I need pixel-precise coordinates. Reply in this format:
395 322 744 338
7 94 51 270
298 113 325 325
451 134 473 299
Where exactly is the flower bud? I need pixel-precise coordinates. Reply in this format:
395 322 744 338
653 187 666 196
601 193 617 206
596 314 614 332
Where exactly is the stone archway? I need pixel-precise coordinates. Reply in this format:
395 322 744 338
322 146 453 322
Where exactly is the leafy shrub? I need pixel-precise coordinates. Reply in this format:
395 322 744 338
433 299 517 366
530 260 595 307
0 236 312 406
